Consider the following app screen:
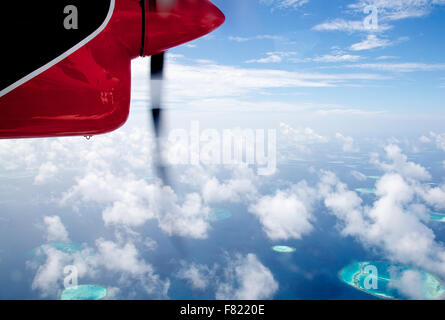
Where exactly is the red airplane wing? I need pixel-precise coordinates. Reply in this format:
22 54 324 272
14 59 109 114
0 0 224 138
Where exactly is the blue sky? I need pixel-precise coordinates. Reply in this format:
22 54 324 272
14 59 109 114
152 0 445 135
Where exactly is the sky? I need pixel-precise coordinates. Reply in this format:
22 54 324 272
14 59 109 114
1 0 445 300
150 0 445 136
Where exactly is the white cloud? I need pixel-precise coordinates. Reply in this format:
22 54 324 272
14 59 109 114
312 54 362 63
0 140 38 170
371 144 431 181
228 35 285 42
389 269 428 300
249 182 315 240
346 62 445 72
96 239 152 276
94 238 170 298
350 35 391 51
180 165 260 205
34 162 58 185
157 192 211 239
30 246 71 297
246 54 283 64
30 215 170 298
430 132 445 151
176 262 217 290
336 133 359 152
349 0 445 21
203 177 258 203
43 216 69 242
62 171 212 239
62 172 156 227
91 238 170 298
418 184 445 209
322 172 444 273
228 36 250 42
246 51 296 64
131 58 390 109
216 253 278 300
261 0 309 9
376 55 399 60
279 122 328 154
319 146 445 280
313 18 391 33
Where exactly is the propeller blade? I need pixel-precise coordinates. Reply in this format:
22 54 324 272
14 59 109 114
149 52 188 255
150 51 165 138
149 52 168 184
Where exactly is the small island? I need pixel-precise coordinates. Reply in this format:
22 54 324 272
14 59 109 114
339 261 445 300
272 246 296 253
61 285 107 300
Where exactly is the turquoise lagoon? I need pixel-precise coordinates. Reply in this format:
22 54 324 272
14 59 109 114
339 261 445 300
208 208 232 222
61 285 107 300
355 188 376 195
430 212 445 222
272 246 296 253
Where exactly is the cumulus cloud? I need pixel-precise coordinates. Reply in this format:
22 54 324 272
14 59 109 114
319 146 445 279
62 172 212 239
180 165 260 205
30 246 71 297
336 133 359 152
0 139 38 171
62 172 156 227
389 269 427 300
322 172 443 272
417 184 445 209
419 135 431 143
43 216 69 242
279 122 328 154
202 177 258 203
157 192 211 239
176 262 217 290
176 254 278 300
216 253 278 300
249 181 316 240
430 132 445 151
30 217 169 298
34 162 58 185
371 144 431 181
96 239 152 276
